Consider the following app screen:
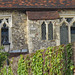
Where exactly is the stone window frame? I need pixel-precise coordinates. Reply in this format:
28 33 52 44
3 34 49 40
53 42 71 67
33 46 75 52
40 20 55 41
0 15 13 49
41 22 46 40
57 14 75 45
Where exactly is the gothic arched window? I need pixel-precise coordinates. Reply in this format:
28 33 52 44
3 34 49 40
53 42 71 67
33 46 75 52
48 22 53 40
41 22 46 40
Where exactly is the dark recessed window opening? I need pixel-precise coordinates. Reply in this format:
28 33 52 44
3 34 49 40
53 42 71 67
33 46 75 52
0 19 3 23
71 27 75 34
48 22 53 40
1 23 9 45
65 18 73 23
41 22 46 40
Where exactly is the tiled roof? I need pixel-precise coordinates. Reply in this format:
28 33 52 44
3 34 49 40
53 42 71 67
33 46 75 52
0 0 75 9
26 11 60 20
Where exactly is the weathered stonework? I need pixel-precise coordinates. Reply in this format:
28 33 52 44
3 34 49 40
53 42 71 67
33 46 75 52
1 10 75 53
27 10 75 53
28 20 56 53
0 10 28 50
59 10 75 15
12 11 27 50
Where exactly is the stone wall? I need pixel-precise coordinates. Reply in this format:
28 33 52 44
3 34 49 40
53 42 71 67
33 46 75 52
1 9 75 53
11 9 75 52
27 10 75 53
0 10 28 50
59 10 75 15
12 11 27 50
28 20 56 53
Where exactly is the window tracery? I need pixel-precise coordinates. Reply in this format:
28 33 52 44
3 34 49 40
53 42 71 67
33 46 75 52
0 16 12 49
58 16 75 44
41 21 54 40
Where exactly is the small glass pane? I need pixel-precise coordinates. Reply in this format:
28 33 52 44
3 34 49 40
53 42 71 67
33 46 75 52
41 22 46 40
48 22 53 40
65 18 73 23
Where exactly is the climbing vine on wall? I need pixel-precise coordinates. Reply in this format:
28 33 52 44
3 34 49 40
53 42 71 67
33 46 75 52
31 50 44 75
0 46 9 70
17 44 74 75
44 45 64 75
0 44 74 75
63 44 74 75
0 65 13 75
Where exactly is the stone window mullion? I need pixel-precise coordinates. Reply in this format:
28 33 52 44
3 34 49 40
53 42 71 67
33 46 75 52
68 26 71 43
41 21 53 40
55 19 61 46
59 15 75 45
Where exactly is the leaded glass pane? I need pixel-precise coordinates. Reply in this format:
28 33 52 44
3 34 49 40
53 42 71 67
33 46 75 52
1 23 9 45
41 22 46 40
60 23 68 44
48 22 53 40
71 22 75 42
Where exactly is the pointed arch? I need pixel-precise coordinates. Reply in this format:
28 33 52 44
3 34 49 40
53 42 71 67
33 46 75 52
48 22 53 40
0 15 12 51
0 18 10 45
41 22 46 40
0 18 9 28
